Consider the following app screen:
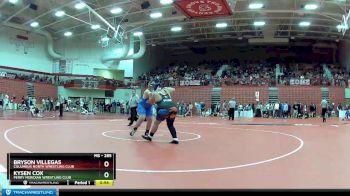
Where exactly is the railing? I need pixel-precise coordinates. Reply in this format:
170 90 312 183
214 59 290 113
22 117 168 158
63 79 126 90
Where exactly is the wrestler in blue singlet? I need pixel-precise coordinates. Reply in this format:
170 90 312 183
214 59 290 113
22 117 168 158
137 97 154 118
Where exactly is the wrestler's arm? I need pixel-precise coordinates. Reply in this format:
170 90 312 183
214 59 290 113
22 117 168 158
143 89 151 99
148 87 176 104
149 92 162 104
164 87 175 95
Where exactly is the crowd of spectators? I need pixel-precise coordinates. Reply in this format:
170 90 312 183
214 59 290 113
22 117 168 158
1 60 349 88
0 69 125 88
138 60 349 87
0 70 54 84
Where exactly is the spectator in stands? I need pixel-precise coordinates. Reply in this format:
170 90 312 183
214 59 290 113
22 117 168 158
179 102 184 116
282 102 288 118
310 103 316 118
221 100 227 117
337 103 343 117
287 102 292 118
264 102 271 118
297 102 302 118
0 93 3 109
195 102 202 116
3 94 9 110
32 97 36 107
209 103 215 116
238 103 243 118
188 102 193 117
273 102 279 118
328 103 335 117
256 102 263 117
215 101 221 116
24 96 29 108
11 95 16 103
42 98 46 111
50 98 54 111
302 103 308 119
200 102 206 117
120 101 124 114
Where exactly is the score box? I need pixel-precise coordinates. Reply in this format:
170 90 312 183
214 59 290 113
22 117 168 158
7 153 116 186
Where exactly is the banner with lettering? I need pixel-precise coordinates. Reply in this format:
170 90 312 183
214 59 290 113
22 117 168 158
174 0 232 19
0 72 6 77
290 79 310 86
180 80 201 86
6 73 16 79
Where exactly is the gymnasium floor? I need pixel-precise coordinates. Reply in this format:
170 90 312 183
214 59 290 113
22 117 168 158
1 110 350 189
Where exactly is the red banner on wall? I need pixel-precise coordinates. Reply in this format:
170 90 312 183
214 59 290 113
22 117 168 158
174 0 233 19
348 79 350 88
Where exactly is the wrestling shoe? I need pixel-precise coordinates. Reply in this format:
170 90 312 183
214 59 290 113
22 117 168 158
170 139 179 144
142 134 152 142
129 128 137 136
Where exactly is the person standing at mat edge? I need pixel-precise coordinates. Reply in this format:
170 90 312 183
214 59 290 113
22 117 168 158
59 94 64 117
228 98 236 120
321 98 328 123
128 89 139 126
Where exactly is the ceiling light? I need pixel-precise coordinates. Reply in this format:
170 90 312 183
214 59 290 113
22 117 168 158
171 26 182 32
216 22 227 28
249 3 264 9
64 31 72 37
74 2 86 10
30 21 39 27
91 24 101 30
110 7 122 14
299 21 311 27
254 21 266 26
150 12 162 19
160 0 173 5
337 24 348 29
8 0 18 4
304 3 318 10
55 10 65 17
133 31 143 36
101 37 109 42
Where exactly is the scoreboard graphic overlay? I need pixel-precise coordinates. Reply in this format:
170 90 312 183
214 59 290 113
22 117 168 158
7 153 116 186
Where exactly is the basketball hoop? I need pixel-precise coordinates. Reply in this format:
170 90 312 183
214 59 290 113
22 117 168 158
114 25 125 43
99 34 110 48
340 10 350 36
99 25 125 48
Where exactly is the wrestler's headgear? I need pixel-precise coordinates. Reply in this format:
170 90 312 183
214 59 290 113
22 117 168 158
152 81 161 91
